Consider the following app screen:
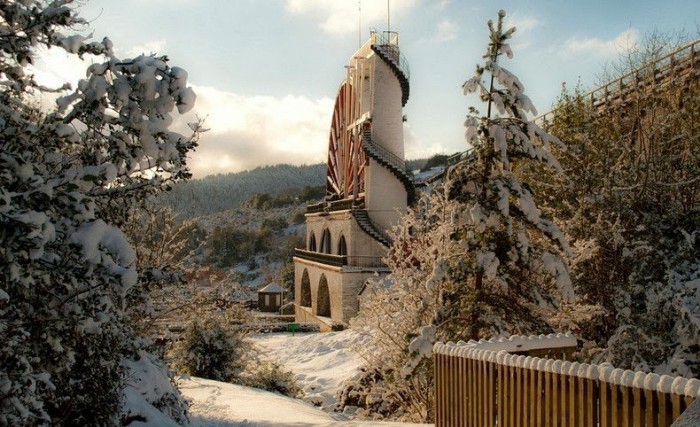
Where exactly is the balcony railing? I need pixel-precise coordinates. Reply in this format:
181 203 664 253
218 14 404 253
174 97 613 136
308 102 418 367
294 249 386 269
305 198 365 214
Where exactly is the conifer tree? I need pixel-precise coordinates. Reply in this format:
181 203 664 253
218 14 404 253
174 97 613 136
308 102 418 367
349 11 576 423
421 9 574 343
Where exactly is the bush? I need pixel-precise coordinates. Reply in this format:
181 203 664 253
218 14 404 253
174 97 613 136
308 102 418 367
242 362 302 398
170 315 248 382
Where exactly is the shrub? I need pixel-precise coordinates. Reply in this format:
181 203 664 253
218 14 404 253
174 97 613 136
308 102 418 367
170 315 248 382
242 362 302 398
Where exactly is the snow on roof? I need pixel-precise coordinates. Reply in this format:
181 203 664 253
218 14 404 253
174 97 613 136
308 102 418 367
413 166 445 185
258 283 284 293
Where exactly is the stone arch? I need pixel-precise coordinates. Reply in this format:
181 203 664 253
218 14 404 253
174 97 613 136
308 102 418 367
320 228 332 254
308 232 317 251
300 269 311 307
316 274 331 317
337 234 347 256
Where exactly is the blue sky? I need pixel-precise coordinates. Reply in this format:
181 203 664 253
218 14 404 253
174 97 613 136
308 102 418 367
37 0 699 177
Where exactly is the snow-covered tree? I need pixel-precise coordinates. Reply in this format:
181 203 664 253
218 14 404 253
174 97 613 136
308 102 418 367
432 9 573 340
0 1 201 423
348 11 575 423
348 190 456 422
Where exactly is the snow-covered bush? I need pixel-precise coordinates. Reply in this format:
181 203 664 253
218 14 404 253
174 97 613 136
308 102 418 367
170 314 249 382
241 362 302 398
336 367 406 420
527 32 700 376
0 1 200 423
121 352 190 425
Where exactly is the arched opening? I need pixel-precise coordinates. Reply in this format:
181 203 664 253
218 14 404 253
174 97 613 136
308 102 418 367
316 274 331 317
308 232 317 251
338 234 347 256
320 229 332 254
300 269 311 307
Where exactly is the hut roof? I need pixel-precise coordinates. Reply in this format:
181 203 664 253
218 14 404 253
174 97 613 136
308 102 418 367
258 283 284 294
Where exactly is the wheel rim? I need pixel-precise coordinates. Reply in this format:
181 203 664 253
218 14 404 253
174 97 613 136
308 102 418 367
326 82 366 201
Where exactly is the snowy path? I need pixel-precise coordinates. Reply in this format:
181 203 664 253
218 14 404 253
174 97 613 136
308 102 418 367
180 377 432 427
180 377 338 426
179 331 432 426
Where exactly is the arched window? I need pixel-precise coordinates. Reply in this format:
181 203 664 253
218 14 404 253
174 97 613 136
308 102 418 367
320 229 331 254
308 232 317 251
300 269 311 307
337 235 347 256
316 274 331 317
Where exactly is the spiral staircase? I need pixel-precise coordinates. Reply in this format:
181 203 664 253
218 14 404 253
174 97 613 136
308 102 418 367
371 32 410 107
344 33 415 248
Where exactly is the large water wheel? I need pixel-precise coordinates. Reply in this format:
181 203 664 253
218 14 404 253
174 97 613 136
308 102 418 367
326 82 367 201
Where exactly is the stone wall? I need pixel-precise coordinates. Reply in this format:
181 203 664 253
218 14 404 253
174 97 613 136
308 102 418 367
293 258 378 326
304 210 386 260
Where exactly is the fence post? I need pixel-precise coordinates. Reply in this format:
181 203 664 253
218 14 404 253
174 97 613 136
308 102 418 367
633 385 643 426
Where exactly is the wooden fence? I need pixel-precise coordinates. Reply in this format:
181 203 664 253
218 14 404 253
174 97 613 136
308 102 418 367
434 335 700 427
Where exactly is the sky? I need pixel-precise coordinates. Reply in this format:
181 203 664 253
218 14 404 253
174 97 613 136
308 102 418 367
34 0 699 178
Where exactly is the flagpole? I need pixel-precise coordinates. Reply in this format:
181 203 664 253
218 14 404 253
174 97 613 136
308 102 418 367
387 0 390 33
358 0 361 49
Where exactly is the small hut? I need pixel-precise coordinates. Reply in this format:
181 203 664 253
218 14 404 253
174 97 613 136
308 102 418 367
257 283 284 312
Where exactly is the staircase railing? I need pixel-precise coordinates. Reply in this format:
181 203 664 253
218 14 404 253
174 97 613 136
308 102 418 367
371 30 411 82
351 209 392 247
361 130 416 205
362 130 406 171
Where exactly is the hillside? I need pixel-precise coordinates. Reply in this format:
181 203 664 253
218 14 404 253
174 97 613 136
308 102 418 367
159 163 327 218
158 159 434 219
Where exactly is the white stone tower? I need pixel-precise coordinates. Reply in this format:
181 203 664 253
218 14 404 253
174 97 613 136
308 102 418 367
293 31 414 331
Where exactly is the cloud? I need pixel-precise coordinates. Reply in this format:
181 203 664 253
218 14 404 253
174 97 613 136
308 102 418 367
180 86 333 177
117 40 168 58
505 14 540 34
436 0 450 10
562 28 640 58
285 0 418 35
433 19 458 42
31 39 170 92
30 43 335 178
31 47 90 91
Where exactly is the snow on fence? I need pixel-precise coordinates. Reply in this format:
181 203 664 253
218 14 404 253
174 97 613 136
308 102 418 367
433 333 700 427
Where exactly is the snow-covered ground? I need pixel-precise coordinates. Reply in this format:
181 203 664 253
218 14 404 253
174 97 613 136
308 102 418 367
179 330 432 426
180 377 338 426
251 331 370 410
180 377 431 426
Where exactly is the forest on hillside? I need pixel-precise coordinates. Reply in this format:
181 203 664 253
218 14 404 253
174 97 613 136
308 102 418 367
157 163 326 218
157 159 431 218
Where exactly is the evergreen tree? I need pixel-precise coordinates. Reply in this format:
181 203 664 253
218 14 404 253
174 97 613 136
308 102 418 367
349 11 575 423
427 9 573 342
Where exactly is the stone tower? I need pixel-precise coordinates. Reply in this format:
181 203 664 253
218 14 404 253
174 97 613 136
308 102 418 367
293 31 414 331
